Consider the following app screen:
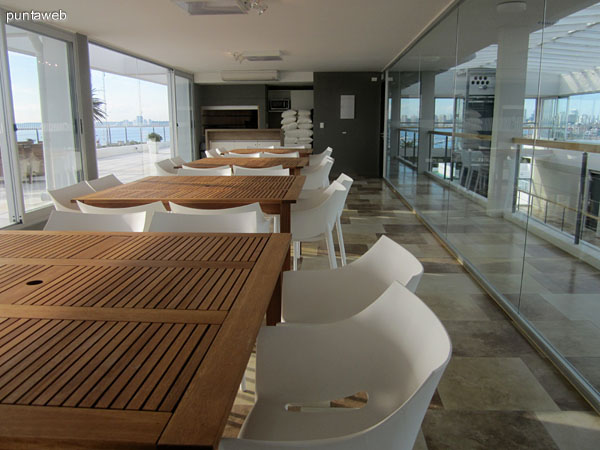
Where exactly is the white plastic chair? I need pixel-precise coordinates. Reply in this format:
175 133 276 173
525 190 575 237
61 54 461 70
169 202 271 233
301 156 334 190
155 159 177 176
291 181 347 270
44 210 146 232
205 149 221 158
48 181 95 212
308 147 333 165
282 235 424 324
76 200 167 232
261 152 299 158
148 211 262 233
87 174 123 191
171 156 186 166
233 166 289 176
178 166 232 176
229 152 261 158
219 281 451 450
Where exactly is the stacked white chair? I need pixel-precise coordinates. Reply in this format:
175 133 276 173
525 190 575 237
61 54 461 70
178 166 232 176
261 151 299 158
290 181 347 270
48 181 95 211
76 201 167 232
169 202 271 233
155 159 178 176
282 235 424 324
148 211 262 233
87 174 123 191
233 166 289 176
44 210 146 232
219 281 451 450
301 156 334 190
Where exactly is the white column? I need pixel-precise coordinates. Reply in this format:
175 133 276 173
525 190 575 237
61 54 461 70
487 25 529 215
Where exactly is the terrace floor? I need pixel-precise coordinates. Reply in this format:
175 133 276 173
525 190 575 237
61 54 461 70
225 177 600 449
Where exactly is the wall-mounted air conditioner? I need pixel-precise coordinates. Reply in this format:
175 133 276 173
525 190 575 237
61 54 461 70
221 70 279 82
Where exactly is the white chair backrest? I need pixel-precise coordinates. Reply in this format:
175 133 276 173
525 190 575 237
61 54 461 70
291 182 346 241
205 149 221 158
48 181 95 211
155 159 177 176
44 210 146 232
87 174 123 191
229 152 261 158
302 157 334 190
170 156 186 166
309 148 333 165
254 281 451 449
169 202 270 233
233 166 289 176
148 211 261 233
261 151 299 158
178 166 232 176
76 201 167 232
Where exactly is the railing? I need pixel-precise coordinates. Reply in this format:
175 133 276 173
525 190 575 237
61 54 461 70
393 127 419 168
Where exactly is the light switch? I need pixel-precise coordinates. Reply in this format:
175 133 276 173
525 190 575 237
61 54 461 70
320 122 325 129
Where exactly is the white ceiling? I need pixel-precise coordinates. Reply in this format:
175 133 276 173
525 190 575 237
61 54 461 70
0 0 455 80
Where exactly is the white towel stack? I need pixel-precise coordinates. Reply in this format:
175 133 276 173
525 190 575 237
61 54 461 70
281 109 313 147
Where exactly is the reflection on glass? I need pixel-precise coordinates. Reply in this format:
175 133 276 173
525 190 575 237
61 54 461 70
175 75 194 162
384 0 600 402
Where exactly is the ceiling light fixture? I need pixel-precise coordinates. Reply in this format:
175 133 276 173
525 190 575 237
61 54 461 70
496 1 527 13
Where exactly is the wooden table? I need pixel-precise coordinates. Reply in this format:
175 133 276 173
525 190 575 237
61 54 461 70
0 230 290 448
75 176 305 236
178 156 309 175
225 148 313 157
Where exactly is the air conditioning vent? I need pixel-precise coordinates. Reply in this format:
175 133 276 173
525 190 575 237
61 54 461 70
221 70 279 81
173 0 249 15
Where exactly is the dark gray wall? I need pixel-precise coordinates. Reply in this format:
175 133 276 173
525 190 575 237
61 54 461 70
313 72 383 177
195 84 268 126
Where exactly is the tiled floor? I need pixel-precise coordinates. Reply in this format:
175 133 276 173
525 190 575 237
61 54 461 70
224 177 600 449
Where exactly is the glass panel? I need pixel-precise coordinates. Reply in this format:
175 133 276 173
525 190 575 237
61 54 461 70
6 24 81 212
89 44 170 183
0 148 15 227
175 75 193 162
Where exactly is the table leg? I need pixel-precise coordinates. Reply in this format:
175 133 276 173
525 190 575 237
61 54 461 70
266 273 282 326
279 203 291 271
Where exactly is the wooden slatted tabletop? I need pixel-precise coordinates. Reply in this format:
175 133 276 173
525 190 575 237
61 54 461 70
224 148 313 156
75 175 305 235
0 230 290 449
178 157 309 175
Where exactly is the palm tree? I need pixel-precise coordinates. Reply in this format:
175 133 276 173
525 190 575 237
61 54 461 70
91 88 107 123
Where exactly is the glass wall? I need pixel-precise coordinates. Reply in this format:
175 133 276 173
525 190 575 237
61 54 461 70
89 44 171 183
385 0 600 407
174 74 194 163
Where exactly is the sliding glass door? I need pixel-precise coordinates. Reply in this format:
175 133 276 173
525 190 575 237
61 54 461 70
0 20 81 226
173 72 194 162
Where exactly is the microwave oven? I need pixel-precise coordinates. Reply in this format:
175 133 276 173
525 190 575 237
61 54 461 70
269 99 290 111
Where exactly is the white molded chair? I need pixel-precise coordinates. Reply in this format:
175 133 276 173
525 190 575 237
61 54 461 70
301 156 334 191
205 149 221 158
171 156 186 166
48 181 95 212
76 200 167 232
169 202 271 233
268 145 308 149
233 166 289 176
148 211 262 233
220 281 451 450
291 181 347 270
308 147 333 165
155 159 177 176
230 152 261 158
282 235 424 324
178 165 232 176
87 174 123 191
261 151 299 158
44 210 146 232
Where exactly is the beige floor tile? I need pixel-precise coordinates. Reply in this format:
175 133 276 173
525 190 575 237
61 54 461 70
536 411 600 450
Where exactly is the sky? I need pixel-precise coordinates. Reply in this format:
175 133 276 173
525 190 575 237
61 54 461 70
8 50 169 124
